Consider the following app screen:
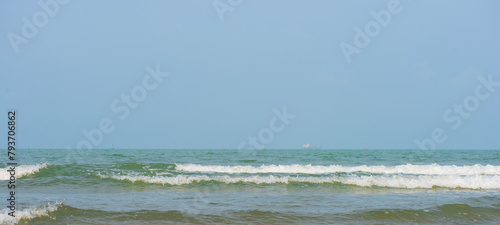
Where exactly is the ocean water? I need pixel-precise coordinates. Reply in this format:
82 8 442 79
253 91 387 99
1 149 500 224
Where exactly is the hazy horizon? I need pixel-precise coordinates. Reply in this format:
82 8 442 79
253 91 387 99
2 0 499 150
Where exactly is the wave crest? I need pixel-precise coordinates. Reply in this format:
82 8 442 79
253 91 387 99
0 202 60 224
0 163 49 180
175 163 500 175
99 174 500 189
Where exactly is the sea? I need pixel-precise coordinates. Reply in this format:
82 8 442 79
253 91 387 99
1 149 499 225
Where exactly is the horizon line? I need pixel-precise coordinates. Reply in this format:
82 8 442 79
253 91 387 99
4 148 500 151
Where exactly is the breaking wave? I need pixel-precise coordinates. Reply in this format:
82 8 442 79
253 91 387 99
0 202 60 225
175 163 500 175
0 163 49 180
99 173 500 189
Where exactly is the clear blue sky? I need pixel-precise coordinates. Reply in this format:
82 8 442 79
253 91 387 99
1 0 499 150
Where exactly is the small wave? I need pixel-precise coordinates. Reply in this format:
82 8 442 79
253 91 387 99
175 163 500 175
99 174 500 189
0 202 60 224
349 204 500 224
0 163 49 180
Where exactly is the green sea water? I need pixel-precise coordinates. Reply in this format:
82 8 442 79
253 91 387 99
1 149 500 224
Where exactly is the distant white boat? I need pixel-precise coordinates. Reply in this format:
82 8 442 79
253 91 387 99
302 143 310 149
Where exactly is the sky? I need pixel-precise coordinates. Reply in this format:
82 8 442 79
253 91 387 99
1 0 499 150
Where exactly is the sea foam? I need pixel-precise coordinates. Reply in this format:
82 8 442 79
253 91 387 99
0 202 60 224
175 163 500 175
100 174 500 189
0 163 48 180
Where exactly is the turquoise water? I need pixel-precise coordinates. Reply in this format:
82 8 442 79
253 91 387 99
1 149 500 224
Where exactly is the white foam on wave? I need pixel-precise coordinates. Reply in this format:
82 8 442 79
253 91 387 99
100 174 500 189
0 202 60 224
339 174 500 189
175 163 500 176
0 163 49 181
